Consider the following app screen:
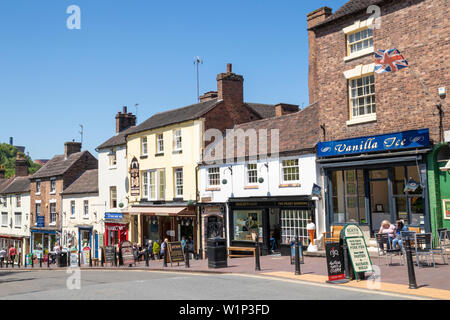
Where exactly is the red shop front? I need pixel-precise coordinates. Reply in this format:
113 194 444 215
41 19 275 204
104 223 129 247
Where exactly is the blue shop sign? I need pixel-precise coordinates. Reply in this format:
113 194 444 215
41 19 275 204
36 216 45 228
317 129 430 158
105 212 123 220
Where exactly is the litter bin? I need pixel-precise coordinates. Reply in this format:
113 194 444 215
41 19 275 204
207 238 227 269
58 252 68 268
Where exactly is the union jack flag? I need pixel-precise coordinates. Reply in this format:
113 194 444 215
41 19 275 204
373 48 409 73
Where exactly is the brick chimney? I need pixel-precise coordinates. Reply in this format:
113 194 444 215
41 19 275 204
307 7 332 105
199 91 218 102
217 64 244 106
15 153 29 177
275 104 299 117
0 166 5 179
116 106 137 134
65 141 82 159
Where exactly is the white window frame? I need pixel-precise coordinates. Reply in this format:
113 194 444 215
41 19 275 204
110 187 117 209
14 212 21 229
71 200 76 217
142 171 149 199
281 159 300 183
173 130 182 151
174 168 183 198
141 137 148 156
1 197 6 208
143 169 165 200
49 202 57 225
36 180 41 195
15 195 21 208
109 148 117 167
246 163 258 185
83 200 89 217
1 212 7 227
207 167 221 187
50 178 56 194
343 18 375 61
157 134 164 154
348 74 376 120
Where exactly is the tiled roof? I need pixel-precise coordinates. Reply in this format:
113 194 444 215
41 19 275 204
62 169 98 195
245 103 277 119
0 177 30 194
312 0 385 29
97 126 136 150
0 179 12 194
203 103 320 163
126 99 222 136
31 151 94 180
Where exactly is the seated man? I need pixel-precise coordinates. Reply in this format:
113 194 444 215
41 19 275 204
392 220 409 250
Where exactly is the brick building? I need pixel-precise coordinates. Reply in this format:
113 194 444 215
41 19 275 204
307 0 449 240
29 142 97 256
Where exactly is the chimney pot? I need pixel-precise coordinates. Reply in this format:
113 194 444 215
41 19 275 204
64 142 82 159
115 106 136 133
227 63 232 73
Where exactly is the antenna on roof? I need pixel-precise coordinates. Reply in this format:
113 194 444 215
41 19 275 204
194 56 203 102
79 124 84 145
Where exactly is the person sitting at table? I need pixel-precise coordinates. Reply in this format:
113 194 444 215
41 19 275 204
392 220 409 250
379 220 396 251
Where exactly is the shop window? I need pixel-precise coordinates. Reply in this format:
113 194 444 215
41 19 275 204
233 210 262 241
280 210 310 246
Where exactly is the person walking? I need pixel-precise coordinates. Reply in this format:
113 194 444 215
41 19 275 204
8 245 16 265
0 248 6 266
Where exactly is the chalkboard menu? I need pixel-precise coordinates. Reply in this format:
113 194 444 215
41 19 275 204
120 241 135 266
104 246 116 265
325 242 346 283
168 242 185 265
343 225 373 274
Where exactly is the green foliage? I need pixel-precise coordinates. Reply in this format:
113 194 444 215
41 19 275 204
0 143 42 178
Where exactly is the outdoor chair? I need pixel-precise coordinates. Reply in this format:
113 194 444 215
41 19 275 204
414 233 435 268
435 229 449 265
375 233 402 266
322 225 344 244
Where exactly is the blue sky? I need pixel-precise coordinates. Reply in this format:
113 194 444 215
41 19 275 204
0 0 348 160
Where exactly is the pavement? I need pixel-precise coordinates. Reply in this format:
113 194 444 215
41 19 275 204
2 253 449 300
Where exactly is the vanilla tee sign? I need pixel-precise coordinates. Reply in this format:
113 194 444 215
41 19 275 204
343 225 373 274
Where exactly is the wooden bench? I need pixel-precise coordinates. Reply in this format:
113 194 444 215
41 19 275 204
227 246 261 258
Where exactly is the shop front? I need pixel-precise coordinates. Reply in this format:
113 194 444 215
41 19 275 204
318 129 432 237
0 235 27 262
228 196 316 256
31 229 59 258
104 212 129 247
127 205 197 250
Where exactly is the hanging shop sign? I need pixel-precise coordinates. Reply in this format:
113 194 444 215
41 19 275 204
129 157 140 196
443 200 450 220
120 240 134 266
343 225 373 274
325 242 346 283
317 129 430 158
168 241 185 265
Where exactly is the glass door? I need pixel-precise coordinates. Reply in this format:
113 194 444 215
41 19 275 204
369 169 391 234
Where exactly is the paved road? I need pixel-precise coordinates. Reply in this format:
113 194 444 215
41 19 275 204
0 269 417 300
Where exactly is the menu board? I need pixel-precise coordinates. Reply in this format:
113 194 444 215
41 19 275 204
443 200 450 220
343 225 373 274
104 246 116 264
325 242 345 282
70 252 78 267
168 242 185 264
120 241 135 266
82 248 90 266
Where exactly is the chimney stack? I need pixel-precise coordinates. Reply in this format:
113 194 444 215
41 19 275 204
275 104 300 117
0 166 5 179
307 7 332 105
9 137 13 146
199 91 218 102
64 141 82 159
116 106 137 133
217 63 244 105
15 153 29 177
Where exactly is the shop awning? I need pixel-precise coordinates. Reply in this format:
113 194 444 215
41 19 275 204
126 206 193 217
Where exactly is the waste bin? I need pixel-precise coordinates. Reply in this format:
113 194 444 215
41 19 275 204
207 238 227 269
58 252 68 268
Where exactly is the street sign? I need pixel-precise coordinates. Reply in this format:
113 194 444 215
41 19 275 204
325 242 347 283
343 225 373 275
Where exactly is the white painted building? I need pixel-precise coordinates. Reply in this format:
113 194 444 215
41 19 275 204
198 104 324 257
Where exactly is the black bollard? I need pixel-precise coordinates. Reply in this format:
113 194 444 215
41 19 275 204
78 251 81 267
1 259 3 268
31 256 34 268
255 240 261 272
12 258 14 269
39 257 42 268
18 257 20 269
404 238 418 289
145 249 149 267
295 235 301 275
185 246 190 268
47 254 50 268
89 249 92 268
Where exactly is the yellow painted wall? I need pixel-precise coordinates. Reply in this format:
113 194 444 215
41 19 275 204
126 119 204 204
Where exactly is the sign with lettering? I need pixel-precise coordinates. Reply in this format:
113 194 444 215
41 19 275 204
443 200 450 220
343 225 373 274
37 216 45 228
70 252 78 267
120 241 134 266
82 247 90 266
317 129 430 158
168 242 185 265
129 157 140 196
325 242 345 282
105 212 123 220
104 246 116 264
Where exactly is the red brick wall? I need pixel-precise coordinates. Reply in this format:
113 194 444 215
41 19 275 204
309 0 449 143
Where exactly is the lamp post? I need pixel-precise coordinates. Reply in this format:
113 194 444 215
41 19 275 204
295 233 301 275
255 238 261 272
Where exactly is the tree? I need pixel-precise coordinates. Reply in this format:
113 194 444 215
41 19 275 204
0 143 41 178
